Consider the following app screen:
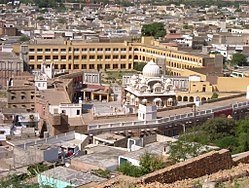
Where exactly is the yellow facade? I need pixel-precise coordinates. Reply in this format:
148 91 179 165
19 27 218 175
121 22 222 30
13 37 223 77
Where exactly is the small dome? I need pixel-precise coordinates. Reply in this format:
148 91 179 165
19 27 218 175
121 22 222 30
131 75 137 80
166 78 171 83
153 82 162 89
140 79 146 84
142 60 161 78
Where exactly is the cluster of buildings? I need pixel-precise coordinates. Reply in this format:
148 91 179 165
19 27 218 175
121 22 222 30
1 0 249 187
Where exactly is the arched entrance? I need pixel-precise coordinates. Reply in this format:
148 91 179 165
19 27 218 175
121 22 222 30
201 97 207 102
153 98 162 107
177 96 182 101
183 96 188 102
189 96 194 102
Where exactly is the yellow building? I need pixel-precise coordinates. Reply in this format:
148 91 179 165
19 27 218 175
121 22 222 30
13 37 223 77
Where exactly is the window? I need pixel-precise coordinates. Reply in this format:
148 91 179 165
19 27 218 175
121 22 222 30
89 64 95 69
37 64 41 69
29 56 34 60
89 55 95 60
74 48 80 52
97 55 103 60
105 48 111 51
105 55 111 59
45 49 50 52
82 64 87 69
61 49 66 52
37 49 43 52
97 48 103 51
113 48 119 52
76 110 80 115
11 96 16 100
74 55 79 60
61 64 66 69
29 49 35 52
21 96 26 100
74 64 79 69
113 64 118 69
61 56 66 60
105 64 110 69
97 64 102 70
121 64 126 69
37 56 43 60
53 49 58 52
121 55 126 59
82 48 87 52
113 55 119 59
45 56 50 60
121 48 126 51
53 56 58 60
82 55 87 60
89 48 95 52
54 64 58 69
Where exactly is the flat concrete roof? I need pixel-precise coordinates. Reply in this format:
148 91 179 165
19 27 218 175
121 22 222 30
40 166 106 186
93 132 126 143
120 141 167 161
72 145 127 170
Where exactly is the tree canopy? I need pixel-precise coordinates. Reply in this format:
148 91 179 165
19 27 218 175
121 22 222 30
141 22 166 39
118 152 164 177
179 116 249 154
19 35 30 42
231 53 248 66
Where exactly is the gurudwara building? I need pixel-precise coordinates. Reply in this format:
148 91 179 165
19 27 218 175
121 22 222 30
123 60 189 112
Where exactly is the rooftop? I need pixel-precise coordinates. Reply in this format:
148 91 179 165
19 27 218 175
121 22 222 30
40 89 70 105
73 145 127 170
40 166 106 186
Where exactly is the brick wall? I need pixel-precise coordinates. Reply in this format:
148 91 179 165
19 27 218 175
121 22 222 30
141 149 233 184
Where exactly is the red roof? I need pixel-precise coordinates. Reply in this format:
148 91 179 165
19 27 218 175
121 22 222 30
165 34 183 39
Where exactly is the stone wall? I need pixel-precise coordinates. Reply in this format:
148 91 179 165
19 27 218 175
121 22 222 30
233 151 249 165
141 149 233 184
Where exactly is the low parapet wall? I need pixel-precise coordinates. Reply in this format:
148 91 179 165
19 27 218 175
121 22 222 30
233 151 249 165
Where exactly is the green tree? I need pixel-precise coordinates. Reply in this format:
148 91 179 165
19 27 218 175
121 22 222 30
19 35 30 42
139 152 164 174
168 140 203 163
118 152 165 177
183 24 193 30
211 92 219 99
202 116 236 142
141 22 166 39
133 62 146 71
231 53 248 66
37 16 45 21
236 117 249 152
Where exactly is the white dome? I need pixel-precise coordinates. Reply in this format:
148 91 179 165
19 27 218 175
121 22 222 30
140 79 146 84
142 60 161 77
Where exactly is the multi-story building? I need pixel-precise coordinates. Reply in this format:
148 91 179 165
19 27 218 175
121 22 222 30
13 37 223 77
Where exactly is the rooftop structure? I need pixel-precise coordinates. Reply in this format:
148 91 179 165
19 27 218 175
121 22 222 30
38 166 106 187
